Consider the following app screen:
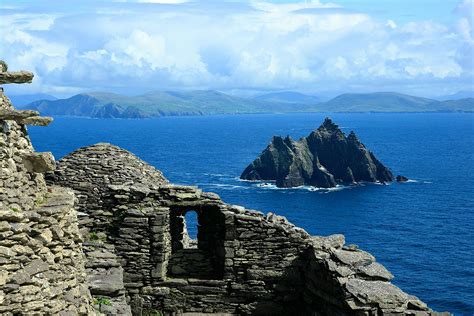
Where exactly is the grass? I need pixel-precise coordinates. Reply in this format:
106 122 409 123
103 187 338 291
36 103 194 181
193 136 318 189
34 194 48 206
87 231 107 243
93 296 112 312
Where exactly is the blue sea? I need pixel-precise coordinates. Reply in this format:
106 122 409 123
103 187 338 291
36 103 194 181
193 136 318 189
29 113 474 315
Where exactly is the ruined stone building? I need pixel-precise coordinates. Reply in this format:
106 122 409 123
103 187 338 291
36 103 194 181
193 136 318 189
0 62 449 315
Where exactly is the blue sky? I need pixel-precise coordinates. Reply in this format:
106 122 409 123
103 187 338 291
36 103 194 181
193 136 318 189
0 0 472 97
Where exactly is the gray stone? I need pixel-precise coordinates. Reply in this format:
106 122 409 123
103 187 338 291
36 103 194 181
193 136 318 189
356 262 394 281
0 71 34 84
311 234 345 250
22 152 55 173
345 279 409 306
333 249 375 267
88 266 125 295
23 259 49 276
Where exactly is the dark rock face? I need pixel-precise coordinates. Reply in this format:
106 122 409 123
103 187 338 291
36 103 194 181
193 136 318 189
397 175 409 182
241 118 394 188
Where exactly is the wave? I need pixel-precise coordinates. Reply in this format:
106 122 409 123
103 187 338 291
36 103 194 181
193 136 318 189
235 177 274 183
231 177 437 193
203 173 231 177
397 179 432 184
254 182 351 193
203 183 249 190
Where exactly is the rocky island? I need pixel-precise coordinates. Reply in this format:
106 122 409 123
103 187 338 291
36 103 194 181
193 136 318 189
0 61 449 315
241 118 394 188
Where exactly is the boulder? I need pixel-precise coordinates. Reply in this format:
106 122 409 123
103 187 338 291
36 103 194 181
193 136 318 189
241 118 394 188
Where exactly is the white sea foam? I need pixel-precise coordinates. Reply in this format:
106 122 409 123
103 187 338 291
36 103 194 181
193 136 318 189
206 183 249 190
235 177 268 183
204 173 229 177
253 182 351 193
233 177 388 193
256 182 277 188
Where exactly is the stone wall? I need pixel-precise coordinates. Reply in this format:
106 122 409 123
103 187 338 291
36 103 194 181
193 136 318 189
49 142 450 316
1 62 95 315
0 90 48 212
0 187 93 315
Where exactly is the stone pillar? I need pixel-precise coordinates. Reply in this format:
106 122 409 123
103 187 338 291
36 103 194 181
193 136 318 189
150 209 171 283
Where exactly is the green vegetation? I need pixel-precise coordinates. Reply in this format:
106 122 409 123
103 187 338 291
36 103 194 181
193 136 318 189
34 194 48 206
318 92 432 112
93 297 112 312
21 90 473 118
87 231 107 243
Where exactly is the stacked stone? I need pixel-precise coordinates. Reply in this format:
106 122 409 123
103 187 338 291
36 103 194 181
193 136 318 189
46 143 168 234
84 242 132 315
0 63 53 212
1 61 95 315
49 142 449 316
0 187 94 314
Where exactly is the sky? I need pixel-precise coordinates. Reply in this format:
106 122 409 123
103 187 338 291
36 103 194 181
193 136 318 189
0 0 473 98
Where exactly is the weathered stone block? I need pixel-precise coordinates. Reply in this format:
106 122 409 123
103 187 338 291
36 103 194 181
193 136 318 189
22 152 55 173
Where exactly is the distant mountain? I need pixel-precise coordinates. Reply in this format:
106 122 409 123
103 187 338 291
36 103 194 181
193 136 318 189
20 90 473 118
436 91 474 101
22 90 321 118
428 98 474 112
7 93 57 106
318 92 433 112
254 91 320 104
319 92 473 112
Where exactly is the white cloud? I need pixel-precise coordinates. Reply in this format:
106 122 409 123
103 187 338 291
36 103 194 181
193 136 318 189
0 0 472 96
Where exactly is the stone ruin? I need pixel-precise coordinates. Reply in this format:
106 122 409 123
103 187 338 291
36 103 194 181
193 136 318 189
0 61 450 315
0 61 93 314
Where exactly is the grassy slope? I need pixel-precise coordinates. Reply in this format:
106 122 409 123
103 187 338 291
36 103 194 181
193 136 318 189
318 92 435 112
22 91 473 117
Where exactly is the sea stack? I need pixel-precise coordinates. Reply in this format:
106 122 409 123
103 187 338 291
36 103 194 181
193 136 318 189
241 118 394 188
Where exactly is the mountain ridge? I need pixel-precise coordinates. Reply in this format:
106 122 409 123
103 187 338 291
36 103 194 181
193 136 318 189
19 90 474 118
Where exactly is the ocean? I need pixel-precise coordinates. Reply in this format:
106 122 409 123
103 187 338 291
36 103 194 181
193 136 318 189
29 113 474 315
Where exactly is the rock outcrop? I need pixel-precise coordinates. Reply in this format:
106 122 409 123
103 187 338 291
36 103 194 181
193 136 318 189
241 118 394 188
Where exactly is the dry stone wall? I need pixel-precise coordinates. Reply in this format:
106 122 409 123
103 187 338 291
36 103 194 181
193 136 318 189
50 142 450 316
1 62 95 315
0 187 94 315
0 91 48 213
